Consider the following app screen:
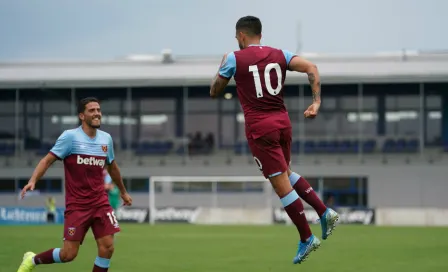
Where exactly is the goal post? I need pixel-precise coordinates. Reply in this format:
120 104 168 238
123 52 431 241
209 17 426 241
145 176 376 226
148 176 272 225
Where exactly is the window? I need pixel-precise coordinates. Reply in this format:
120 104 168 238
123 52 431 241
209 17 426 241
217 182 265 193
171 181 264 193
188 182 212 192
126 178 162 193
346 111 427 123
323 178 352 190
0 179 15 193
217 182 243 192
18 178 62 193
172 182 212 193
244 181 264 192
320 177 368 208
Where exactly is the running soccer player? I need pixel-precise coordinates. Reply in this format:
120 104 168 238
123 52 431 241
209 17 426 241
210 16 339 264
17 97 132 272
104 169 120 213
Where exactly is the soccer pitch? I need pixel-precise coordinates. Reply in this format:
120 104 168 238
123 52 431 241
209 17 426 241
2 224 446 272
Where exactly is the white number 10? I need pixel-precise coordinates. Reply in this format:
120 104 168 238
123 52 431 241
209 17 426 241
249 63 283 98
107 211 118 225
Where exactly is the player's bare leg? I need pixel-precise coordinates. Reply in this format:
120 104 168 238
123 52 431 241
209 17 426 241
92 235 115 271
269 171 321 264
17 241 80 272
287 169 339 240
59 241 81 262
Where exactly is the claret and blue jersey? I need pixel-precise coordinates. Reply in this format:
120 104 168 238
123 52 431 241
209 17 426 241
49 126 114 208
218 45 298 139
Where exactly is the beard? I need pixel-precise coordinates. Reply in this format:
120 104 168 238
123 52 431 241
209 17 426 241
86 119 101 129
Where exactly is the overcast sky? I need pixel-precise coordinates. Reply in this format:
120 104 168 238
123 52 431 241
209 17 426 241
0 0 446 60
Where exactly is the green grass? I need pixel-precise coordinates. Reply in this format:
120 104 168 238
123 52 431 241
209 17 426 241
2 224 447 271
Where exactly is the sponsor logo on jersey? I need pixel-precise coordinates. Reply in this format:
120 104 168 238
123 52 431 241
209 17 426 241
76 155 106 167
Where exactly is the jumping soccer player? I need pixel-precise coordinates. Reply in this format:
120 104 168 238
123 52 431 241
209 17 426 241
17 97 132 272
210 16 339 264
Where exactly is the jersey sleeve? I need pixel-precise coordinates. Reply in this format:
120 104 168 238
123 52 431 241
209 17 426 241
49 130 72 160
282 49 298 70
218 52 236 79
107 135 115 165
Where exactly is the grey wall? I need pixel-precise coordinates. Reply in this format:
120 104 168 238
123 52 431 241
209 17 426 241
1 164 447 208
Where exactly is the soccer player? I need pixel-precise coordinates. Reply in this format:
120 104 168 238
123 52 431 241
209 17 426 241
17 97 132 272
104 169 120 214
210 16 339 264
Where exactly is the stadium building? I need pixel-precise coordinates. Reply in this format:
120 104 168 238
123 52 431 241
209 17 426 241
0 50 448 225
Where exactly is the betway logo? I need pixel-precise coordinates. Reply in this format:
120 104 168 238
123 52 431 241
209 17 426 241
77 155 105 167
117 207 148 223
154 207 201 223
0 208 47 222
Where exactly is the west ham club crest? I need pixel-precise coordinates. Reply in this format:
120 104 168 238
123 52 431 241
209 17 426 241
68 227 76 236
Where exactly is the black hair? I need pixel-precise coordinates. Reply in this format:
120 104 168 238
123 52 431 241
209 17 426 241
235 16 262 36
77 97 100 114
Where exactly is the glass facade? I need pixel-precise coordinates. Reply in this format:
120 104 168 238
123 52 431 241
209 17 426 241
0 83 447 207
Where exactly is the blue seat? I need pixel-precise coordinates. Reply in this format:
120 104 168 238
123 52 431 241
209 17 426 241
382 139 396 153
176 145 187 155
291 140 300 154
316 140 328 153
234 142 250 155
135 141 173 155
327 140 339 153
395 139 407 153
352 140 360 153
36 142 53 156
0 143 15 156
362 140 376 153
304 141 316 154
336 140 350 153
406 139 419 153
121 141 139 150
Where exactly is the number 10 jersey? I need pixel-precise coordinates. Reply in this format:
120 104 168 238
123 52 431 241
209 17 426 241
218 45 297 140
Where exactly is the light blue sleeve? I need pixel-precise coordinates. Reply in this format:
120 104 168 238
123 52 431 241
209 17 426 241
104 173 112 184
49 130 72 159
218 52 236 79
282 49 297 68
107 135 115 164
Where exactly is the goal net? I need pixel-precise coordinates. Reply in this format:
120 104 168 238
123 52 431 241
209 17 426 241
148 176 275 225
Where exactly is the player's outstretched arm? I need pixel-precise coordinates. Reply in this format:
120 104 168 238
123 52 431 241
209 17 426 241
288 57 321 118
210 73 230 98
210 53 234 98
288 57 321 104
107 161 132 206
21 153 58 198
